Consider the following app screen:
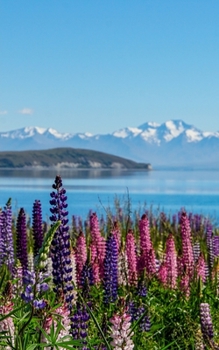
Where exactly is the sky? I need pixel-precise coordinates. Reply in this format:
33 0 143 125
1 0 219 134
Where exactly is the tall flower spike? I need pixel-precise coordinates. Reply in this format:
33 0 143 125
165 233 178 289
0 199 14 273
117 249 129 286
16 208 28 274
75 232 87 286
213 236 219 258
112 221 121 253
139 214 156 276
196 253 206 283
0 210 5 267
90 213 106 281
206 222 214 269
200 303 214 342
50 175 74 309
0 302 15 349
70 302 90 349
180 211 194 278
110 310 134 350
103 234 118 304
32 200 44 257
126 229 138 286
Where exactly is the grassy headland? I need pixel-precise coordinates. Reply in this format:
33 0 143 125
0 147 151 170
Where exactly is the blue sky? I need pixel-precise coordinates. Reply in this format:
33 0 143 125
1 1 219 134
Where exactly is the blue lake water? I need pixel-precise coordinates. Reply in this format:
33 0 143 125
1 168 219 224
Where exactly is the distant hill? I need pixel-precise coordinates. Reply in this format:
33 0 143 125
0 148 151 170
1 120 219 166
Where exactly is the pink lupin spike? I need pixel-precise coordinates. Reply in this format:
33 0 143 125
126 229 138 285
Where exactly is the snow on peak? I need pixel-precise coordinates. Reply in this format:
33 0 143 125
138 121 160 130
77 132 93 139
185 129 203 142
113 129 129 138
141 128 160 144
147 121 160 127
164 120 185 141
113 127 141 138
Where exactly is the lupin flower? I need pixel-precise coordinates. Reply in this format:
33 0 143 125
0 199 14 273
193 242 201 263
126 230 138 286
90 213 106 282
75 232 87 285
80 259 94 294
196 253 206 283
158 262 167 286
139 214 156 276
110 311 134 350
70 302 90 349
117 250 129 286
200 303 214 342
165 233 178 289
180 211 194 278
32 199 44 257
129 303 150 332
16 207 28 274
112 221 121 253
213 236 219 258
0 210 5 267
0 302 15 349
180 273 190 298
206 222 214 269
103 234 118 304
21 270 49 308
50 175 74 309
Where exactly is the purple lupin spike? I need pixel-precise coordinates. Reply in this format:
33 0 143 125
70 301 90 349
213 236 219 258
0 210 5 267
16 208 28 274
32 200 44 257
200 303 214 342
0 199 14 273
50 175 74 309
206 222 214 269
103 234 118 304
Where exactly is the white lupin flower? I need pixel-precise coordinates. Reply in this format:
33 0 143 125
110 311 134 350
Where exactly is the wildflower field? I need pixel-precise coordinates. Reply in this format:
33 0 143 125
1 175 219 349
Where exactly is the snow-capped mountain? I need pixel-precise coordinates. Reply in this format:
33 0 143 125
1 120 219 167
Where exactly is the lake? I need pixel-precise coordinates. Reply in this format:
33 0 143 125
1 168 219 224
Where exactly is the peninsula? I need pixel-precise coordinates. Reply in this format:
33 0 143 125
0 148 151 170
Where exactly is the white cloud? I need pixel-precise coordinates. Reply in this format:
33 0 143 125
18 108 34 115
0 110 8 115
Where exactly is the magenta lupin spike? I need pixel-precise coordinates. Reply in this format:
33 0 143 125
75 232 87 286
180 211 194 278
196 253 206 283
165 233 178 289
126 229 138 285
90 213 106 281
158 262 167 286
180 273 190 298
139 214 156 276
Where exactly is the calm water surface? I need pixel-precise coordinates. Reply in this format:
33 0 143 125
1 168 219 223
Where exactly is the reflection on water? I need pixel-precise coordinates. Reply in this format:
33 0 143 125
1 168 219 224
0 168 149 179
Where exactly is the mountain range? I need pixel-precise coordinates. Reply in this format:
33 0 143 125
1 120 219 167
